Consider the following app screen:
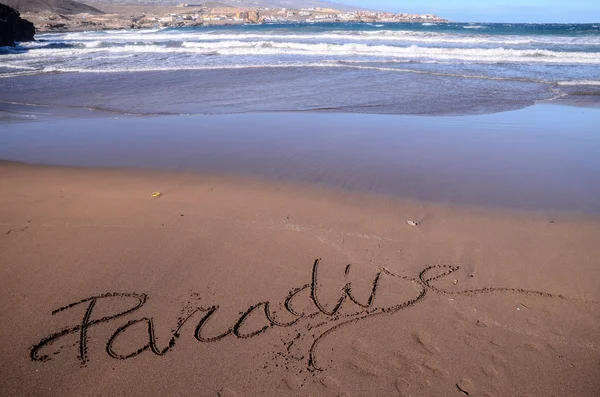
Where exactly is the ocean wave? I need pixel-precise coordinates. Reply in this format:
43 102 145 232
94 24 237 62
4 58 587 88
36 29 600 47
13 62 545 85
3 25 596 92
15 41 599 64
0 70 51 78
0 61 38 70
557 80 600 86
0 46 28 55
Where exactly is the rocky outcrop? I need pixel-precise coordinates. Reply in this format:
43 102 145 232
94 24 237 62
0 3 35 46
1 0 103 15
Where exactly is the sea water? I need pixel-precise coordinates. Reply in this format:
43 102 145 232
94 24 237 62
1 22 599 115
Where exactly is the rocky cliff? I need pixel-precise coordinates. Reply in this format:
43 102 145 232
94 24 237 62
0 3 35 46
1 0 103 15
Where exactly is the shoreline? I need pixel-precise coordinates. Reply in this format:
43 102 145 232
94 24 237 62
1 85 597 118
1 67 595 117
3 158 596 220
2 103 600 214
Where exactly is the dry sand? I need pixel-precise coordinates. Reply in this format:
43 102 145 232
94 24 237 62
0 161 599 396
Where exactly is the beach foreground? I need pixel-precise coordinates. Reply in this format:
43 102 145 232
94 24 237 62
1 161 599 396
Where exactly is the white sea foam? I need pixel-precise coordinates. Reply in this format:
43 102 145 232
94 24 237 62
16 40 598 65
0 58 574 87
557 80 600 86
31 62 547 85
0 61 38 70
36 29 600 46
0 70 48 78
2 26 598 85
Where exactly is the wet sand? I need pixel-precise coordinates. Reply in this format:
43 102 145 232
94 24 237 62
0 161 599 396
1 103 600 396
1 104 600 213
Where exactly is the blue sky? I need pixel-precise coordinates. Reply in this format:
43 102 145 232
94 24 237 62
337 0 600 23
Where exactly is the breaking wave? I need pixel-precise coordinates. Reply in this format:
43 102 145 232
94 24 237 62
2 23 599 90
33 29 600 46
557 80 600 86
9 40 600 65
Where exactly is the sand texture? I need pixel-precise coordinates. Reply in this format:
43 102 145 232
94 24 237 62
1 162 599 396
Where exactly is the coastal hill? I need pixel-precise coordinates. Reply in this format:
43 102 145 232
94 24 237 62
13 0 447 32
86 0 364 13
215 1 365 12
1 0 104 14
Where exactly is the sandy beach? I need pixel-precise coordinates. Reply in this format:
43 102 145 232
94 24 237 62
2 9 600 395
1 159 599 396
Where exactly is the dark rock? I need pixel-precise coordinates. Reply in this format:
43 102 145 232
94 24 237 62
1 0 103 15
42 23 67 31
0 3 35 47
